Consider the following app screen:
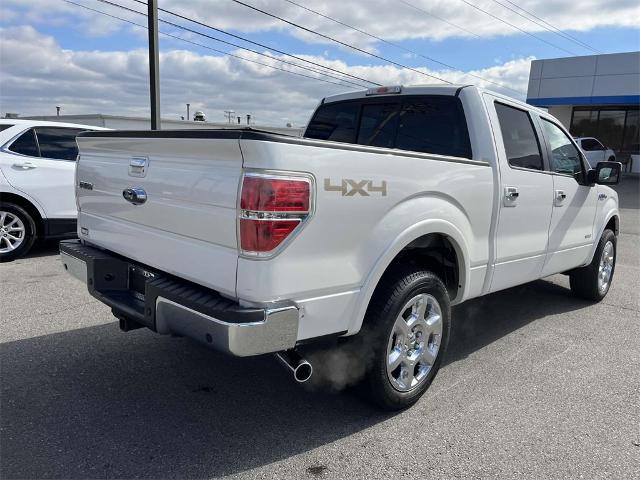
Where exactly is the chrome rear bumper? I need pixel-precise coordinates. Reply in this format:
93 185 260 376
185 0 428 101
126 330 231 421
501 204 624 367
60 240 299 357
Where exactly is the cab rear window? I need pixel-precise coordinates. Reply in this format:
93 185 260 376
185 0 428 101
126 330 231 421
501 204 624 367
304 95 472 159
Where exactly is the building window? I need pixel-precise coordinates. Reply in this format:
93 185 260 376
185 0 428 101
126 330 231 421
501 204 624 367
570 106 640 154
598 110 626 150
622 110 639 155
571 110 598 138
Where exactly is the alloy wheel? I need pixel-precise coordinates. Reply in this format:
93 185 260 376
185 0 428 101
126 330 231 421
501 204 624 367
598 240 615 293
386 293 443 392
0 211 26 254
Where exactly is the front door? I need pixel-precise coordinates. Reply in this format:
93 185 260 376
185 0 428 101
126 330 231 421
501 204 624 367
486 97 554 293
539 119 598 276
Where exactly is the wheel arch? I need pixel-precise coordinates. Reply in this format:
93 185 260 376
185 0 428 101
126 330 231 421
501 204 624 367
605 214 619 236
586 203 619 266
0 191 45 239
348 219 471 336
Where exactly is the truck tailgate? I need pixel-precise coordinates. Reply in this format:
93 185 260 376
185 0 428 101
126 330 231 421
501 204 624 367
75 133 242 297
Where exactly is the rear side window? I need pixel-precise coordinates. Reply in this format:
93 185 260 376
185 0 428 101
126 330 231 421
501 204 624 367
34 127 85 160
495 102 543 171
580 138 604 151
305 95 472 159
8 129 40 157
304 102 359 143
396 98 472 158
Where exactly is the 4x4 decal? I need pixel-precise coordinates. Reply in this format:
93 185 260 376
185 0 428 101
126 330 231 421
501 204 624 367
324 178 387 196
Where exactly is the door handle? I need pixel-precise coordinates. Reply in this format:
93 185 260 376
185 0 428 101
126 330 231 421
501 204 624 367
504 187 519 206
555 190 567 206
13 161 37 170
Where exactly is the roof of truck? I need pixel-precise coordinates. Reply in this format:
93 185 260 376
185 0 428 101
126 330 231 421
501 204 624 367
322 84 466 104
322 84 545 115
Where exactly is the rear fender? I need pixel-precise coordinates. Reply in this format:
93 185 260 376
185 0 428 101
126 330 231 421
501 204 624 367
347 195 473 335
0 182 47 219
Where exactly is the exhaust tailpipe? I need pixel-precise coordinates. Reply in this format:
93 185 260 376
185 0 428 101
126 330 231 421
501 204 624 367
276 350 313 383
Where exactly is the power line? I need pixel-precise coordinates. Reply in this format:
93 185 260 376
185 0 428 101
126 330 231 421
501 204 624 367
457 0 580 56
96 0 368 88
229 0 454 85
496 0 601 54
282 0 525 95
64 0 360 89
101 0 369 87
125 0 379 87
397 0 482 40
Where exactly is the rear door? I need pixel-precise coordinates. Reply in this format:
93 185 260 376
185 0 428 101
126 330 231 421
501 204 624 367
485 97 553 292
539 119 598 276
0 126 83 218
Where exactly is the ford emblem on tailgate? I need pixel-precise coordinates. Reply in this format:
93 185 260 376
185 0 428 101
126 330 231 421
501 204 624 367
123 187 147 205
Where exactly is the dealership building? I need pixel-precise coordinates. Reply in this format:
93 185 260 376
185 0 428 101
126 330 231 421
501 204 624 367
526 51 639 172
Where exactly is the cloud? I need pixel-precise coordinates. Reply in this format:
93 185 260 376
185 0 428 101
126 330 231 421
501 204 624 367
1 0 638 47
0 26 535 126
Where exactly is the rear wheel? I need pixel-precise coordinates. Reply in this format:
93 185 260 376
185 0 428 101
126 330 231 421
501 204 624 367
361 265 450 410
570 229 616 301
0 203 36 261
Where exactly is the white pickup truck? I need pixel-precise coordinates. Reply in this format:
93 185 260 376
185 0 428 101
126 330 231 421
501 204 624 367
60 85 621 410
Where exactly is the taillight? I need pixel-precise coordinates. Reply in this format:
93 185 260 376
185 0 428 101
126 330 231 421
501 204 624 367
239 173 312 256
240 176 310 212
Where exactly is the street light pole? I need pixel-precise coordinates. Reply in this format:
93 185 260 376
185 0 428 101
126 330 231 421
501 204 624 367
148 0 161 130
186 103 190 121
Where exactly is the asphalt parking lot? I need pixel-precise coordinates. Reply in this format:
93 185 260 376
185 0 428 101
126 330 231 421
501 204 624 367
1 177 639 479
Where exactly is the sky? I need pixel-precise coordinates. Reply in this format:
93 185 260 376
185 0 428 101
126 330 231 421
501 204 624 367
0 0 639 127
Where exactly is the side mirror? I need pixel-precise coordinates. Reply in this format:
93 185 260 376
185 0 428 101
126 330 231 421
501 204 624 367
587 161 622 185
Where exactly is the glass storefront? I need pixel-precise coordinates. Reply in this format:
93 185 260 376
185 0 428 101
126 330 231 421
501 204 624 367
570 106 640 155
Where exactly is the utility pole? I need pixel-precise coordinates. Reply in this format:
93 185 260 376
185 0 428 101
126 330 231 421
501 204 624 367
186 103 190 121
148 0 161 130
224 110 235 124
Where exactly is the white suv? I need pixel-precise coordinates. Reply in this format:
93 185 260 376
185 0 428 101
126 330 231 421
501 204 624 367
0 119 106 260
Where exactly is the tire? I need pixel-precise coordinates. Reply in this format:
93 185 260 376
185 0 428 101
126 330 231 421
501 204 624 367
0 203 37 261
608 156 616 162
569 229 616 301
360 265 451 410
